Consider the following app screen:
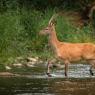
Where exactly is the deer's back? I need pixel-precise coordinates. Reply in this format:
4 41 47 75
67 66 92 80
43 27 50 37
56 42 95 61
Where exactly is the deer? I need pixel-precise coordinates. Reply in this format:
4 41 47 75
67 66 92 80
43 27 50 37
39 14 95 77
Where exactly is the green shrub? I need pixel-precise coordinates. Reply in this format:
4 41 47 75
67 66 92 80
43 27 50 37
0 8 94 64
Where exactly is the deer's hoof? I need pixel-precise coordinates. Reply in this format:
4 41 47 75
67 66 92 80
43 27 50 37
89 69 94 76
46 73 52 77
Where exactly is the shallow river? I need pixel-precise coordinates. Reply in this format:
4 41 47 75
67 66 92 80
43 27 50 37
0 64 95 95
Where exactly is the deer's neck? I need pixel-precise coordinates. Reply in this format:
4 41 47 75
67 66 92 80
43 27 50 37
49 27 60 51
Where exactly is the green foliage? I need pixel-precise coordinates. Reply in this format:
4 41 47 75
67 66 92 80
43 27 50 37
56 16 94 43
0 0 95 64
0 8 55 63
0 10 23 63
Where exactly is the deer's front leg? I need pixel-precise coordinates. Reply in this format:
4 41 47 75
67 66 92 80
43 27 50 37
64 60 69 77
46 60 52 77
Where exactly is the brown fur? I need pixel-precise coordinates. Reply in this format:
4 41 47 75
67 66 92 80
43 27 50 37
40 16 95 76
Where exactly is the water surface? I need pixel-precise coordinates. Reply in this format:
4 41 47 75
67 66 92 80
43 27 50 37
0 64 95 95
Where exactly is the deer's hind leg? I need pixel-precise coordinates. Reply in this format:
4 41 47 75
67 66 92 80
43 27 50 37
89 65 94 76
88 60 95 76
64 60 70 77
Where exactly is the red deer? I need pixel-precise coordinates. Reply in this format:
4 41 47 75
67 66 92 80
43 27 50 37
39 14 95 77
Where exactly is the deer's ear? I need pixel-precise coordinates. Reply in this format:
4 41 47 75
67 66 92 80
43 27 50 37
49 20 57 26
53 20 57 25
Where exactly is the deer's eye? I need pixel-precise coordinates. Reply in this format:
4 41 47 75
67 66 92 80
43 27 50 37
45 28 48 30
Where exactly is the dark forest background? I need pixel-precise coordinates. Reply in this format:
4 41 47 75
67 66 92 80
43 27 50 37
0 0 95 63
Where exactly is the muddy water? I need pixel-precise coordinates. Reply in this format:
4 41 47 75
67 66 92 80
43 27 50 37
0 64 95 95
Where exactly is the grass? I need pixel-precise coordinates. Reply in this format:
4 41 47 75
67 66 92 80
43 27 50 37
56 15 94 43
0 8 94 64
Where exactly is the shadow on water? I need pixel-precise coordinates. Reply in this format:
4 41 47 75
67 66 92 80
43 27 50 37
0 64 95 95
0 77 95 95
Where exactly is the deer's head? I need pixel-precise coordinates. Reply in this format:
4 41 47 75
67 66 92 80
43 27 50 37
39 15 57 35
